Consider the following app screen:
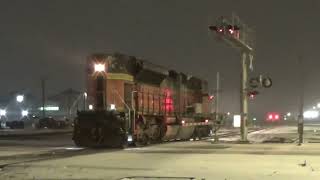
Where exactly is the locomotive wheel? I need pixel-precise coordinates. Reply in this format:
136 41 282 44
73 127 104 147
149 125 161 143
135 136 149 147
135 133 150 147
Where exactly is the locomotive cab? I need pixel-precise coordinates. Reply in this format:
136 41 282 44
73 54 133 147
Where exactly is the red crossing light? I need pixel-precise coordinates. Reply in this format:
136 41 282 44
248 90 259 99
208 95 215 100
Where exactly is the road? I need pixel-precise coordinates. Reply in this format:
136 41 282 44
1 126 320 179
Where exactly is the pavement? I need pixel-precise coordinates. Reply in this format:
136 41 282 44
1 125 320 180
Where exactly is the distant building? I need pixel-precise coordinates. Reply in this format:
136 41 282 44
0 88 84 121
48 88 83 119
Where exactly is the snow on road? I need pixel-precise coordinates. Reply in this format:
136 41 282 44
2 126 320 179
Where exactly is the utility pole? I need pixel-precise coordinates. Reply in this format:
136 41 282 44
298 56 304 145
41 79 46 118
214 72 220 142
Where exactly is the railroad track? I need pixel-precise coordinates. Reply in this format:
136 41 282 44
0 128 265 169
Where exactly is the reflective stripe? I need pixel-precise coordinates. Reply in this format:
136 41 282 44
106 73 134 81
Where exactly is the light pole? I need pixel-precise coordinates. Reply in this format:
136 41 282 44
297 56 304 145
41 79 46 118
214 72 220 142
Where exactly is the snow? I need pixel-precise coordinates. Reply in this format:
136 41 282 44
2 126 320 179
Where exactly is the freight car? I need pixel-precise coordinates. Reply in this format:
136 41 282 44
73 53 214 147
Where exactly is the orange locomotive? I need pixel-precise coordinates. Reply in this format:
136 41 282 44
73 53 213 147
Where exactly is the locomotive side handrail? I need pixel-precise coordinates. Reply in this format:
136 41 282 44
113 89 132 133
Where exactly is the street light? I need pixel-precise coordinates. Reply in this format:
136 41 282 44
16 95 24 103
0 109 6 116
88 104 93 110
287 112 291 117
21 110 28 117
317 103 320 108
313 106 316 110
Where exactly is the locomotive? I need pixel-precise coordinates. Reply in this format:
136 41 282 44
72 53 214 147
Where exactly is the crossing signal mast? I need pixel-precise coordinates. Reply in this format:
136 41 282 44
209 13 255 142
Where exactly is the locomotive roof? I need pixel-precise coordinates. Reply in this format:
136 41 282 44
89 52 207 83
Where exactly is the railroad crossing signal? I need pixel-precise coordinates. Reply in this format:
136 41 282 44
248 90 259 100
249 75 272 89
209 13 255 142
209 24 240 38
248 75 272 100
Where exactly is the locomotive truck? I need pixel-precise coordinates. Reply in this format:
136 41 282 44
73 53 214 147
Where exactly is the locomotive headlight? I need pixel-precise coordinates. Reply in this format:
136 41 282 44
94 63 105 72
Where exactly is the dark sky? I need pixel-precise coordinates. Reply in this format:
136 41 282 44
0 0 320 117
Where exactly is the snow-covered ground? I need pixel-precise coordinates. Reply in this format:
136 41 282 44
1 125 320 180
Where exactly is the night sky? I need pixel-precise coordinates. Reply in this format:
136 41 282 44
0 0 320 118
